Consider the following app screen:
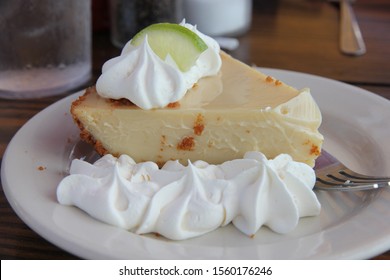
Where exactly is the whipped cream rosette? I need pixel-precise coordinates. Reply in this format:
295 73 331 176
96 21 221 109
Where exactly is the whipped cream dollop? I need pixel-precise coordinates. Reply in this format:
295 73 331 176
57 152 321 240
95 21 222 109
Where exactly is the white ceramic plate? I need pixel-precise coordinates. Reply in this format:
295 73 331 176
2 69 390 259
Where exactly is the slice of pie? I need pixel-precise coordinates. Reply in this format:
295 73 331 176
71 52 323 167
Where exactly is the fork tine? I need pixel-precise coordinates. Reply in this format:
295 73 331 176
314 150 390 191
314 180 390 192
315 170 390 191
324 172 390 184
339 169 390 181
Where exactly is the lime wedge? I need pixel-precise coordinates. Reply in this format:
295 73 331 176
131 23 208 72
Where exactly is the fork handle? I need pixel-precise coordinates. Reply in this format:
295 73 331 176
340 0 366 56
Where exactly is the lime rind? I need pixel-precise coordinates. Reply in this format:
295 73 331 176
131 23 208 72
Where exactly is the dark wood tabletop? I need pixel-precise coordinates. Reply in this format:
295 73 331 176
1 0 389 260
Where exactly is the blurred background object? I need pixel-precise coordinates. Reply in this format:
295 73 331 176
339 0 366 56
0 0 92 99
108 0 253 49
181 0 252 37
110 0 179 48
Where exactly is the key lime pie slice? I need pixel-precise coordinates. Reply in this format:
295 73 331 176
59 22 323 240
71 22 323 167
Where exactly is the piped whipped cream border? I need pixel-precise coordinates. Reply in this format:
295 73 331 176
57 151 321 241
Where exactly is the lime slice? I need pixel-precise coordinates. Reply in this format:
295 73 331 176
131 23 208 72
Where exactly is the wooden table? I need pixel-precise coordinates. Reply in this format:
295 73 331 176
1 0 389 259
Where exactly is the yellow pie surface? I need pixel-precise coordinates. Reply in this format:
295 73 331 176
71 52 323 167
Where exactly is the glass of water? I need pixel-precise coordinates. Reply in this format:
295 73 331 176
0 0 92 99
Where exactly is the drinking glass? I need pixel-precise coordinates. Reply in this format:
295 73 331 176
0 0 92 99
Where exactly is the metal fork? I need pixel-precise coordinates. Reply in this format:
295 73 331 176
314 150 390 191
